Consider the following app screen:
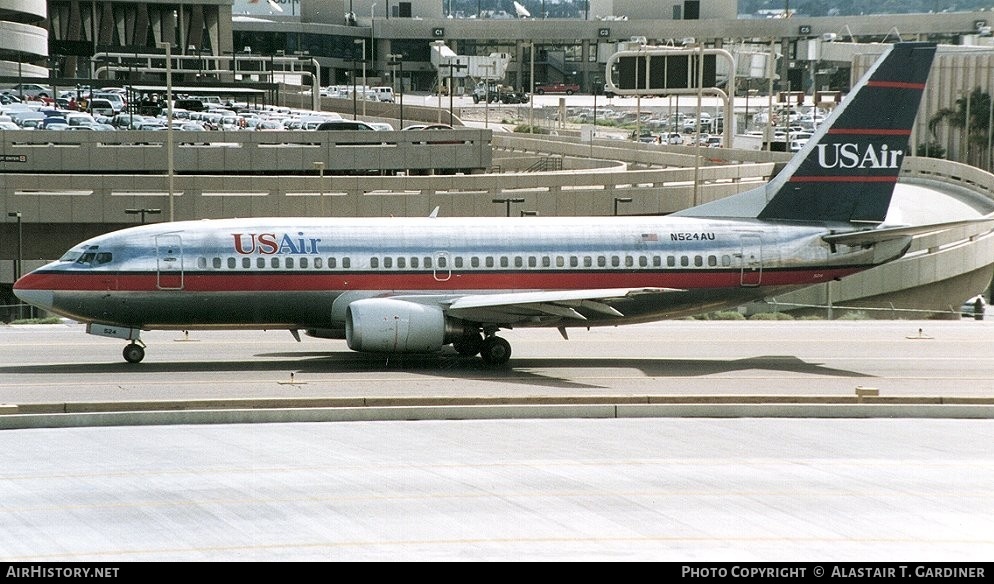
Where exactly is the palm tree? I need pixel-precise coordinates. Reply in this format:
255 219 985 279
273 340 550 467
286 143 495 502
928 87 994 169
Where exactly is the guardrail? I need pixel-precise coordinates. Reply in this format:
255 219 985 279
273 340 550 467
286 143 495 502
0 129 493 175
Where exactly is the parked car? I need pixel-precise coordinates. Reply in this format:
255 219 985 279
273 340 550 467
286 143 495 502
87 99 117 117
533 82 579 95
370 86 395 102
961 295 988 319
315 120 375 131
7 83 53 99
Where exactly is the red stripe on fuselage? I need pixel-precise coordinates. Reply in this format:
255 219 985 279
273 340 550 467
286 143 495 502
867 80 926 90
788 176 899 183
18 267 869 293
826 128 912 136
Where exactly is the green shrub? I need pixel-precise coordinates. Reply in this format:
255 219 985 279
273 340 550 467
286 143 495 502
709 311 746 320
10 317 63 325
513 124 549 134
836 311 870 320
749 312 794 320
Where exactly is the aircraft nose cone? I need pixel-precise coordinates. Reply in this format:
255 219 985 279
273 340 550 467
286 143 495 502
13 287 54 311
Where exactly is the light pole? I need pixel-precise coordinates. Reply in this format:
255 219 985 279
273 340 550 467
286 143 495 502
157 41 175 221
354 39 367 117
481 62 496 128
371 4 377 79
7 212 21 282
613 197 632 216
388 54 404 129
432 40 446 123
188 44 199 79
523 42 536 133
493 197 525 217
438 61 466 126
125 208 162 224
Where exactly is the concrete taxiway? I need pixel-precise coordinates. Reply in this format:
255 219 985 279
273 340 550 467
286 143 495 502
0 320 992 561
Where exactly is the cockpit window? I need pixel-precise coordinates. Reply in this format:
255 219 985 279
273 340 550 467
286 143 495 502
59 249 84 262
72 245 109 266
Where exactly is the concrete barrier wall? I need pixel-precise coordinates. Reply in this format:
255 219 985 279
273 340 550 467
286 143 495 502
3 402 993 430
0 129 493 174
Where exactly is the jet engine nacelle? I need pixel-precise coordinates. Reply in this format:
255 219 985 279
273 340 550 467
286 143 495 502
346 298 450 354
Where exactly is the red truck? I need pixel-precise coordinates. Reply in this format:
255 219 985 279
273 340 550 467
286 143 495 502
533 82 579 95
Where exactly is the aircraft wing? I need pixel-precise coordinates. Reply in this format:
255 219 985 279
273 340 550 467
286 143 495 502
437 287 682 323
823 217 994 246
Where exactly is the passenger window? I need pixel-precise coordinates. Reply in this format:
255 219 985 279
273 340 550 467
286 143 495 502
242 257 251 269
681 256 689 267
569 256 578 268
471 257 480 268
515 257 524 268
342 257 350 269
285 257 294 269
228 257 236 269
424 257 432 269
438 256 447 268
708 255 717 267
197 257 207 269
625 256 634 268
300 257 309 269
328 257 336 269
653 256 661 267
639 256 648 268
542 256 551 268
370 257 379 269
213 257 223 269
528 256 537 268
485 257 494 268
410 257 419 269
500 256 509 268
722 255 731 267
611 256 620 267
583 256 592 268
383 257 392 269
398 257 406 269
694 256 703 267
257 257 266 269
597 256 606 267
314 257 323 269
556 256 565 268
271 257 281 269
454 257 463 268
667 256 676 267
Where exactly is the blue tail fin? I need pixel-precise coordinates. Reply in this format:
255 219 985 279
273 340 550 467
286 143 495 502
680 42 937 224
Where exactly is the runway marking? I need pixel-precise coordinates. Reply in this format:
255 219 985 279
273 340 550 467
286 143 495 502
3 534 993 561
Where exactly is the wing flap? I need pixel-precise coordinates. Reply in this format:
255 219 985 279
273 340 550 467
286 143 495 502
443 287 682 323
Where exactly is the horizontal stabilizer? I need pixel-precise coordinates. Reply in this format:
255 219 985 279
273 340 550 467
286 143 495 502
823 217 994 246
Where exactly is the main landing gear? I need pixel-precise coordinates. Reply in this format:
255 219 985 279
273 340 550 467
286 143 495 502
452 331 511 366
123 341 146 364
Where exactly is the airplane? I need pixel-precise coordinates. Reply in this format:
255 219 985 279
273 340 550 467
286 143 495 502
13 42 971 365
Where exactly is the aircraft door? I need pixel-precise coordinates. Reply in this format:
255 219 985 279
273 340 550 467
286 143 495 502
433 251 451 282
156 234 184 290
739 234 763 287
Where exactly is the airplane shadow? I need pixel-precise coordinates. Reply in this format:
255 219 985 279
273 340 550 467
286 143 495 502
0 350 871 391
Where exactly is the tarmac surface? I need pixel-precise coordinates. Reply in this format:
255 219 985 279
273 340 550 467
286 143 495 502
1 320 993 561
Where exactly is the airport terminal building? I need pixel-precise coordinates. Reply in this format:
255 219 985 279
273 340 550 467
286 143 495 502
2 0 994 318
